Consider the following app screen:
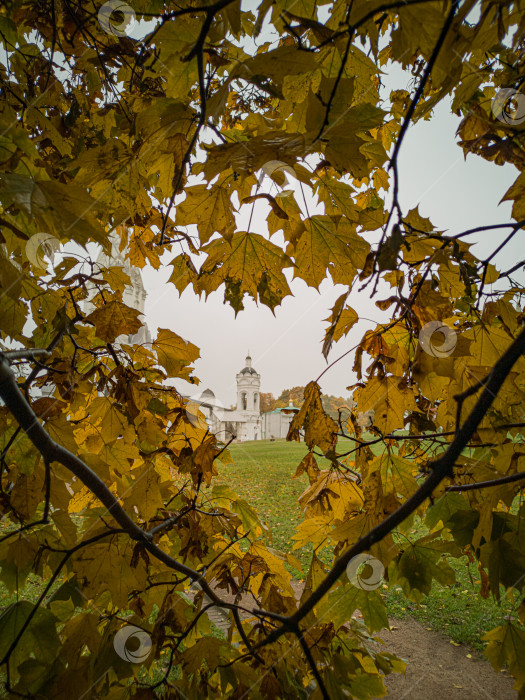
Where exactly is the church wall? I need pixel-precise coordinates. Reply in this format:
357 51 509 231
262 411 293 440
83 229 151 346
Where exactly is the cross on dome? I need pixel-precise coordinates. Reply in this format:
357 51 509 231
240 352 257 375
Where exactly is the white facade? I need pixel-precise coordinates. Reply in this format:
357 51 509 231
261 402 297 440
234 355 261 440
192 355 262 443
192 358 300 443
83 228 151 346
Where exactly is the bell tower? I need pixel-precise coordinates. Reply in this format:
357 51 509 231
236 353 260 414
236 353 262 440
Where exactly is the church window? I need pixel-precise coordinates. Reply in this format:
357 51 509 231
241 392 247 410
254 392 258 409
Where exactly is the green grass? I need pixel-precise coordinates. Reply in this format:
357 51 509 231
1 439 519 652
216 439 347 560
386 575 516 650
219 439 519 649
0 572 44 609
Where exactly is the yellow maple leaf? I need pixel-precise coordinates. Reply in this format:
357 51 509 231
288 381 338 452
354 375 417 434
85 301 143 343
293 215 369 288
176 181 236 245
152 328 200 379
199 231 294 312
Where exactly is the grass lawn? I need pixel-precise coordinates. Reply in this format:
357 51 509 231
216 438 345 559
219 438 518 650
0 439 518 652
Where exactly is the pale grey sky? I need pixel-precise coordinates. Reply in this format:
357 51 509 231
37 12 519 408
139 95 518 407
5 7 521 409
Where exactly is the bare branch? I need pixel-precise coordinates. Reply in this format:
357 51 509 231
446 470 525 492
255 324 525 650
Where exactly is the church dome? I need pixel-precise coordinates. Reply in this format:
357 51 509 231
239 354 257 375
200 388 215 399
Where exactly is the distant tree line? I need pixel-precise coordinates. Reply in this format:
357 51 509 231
260 387 355 420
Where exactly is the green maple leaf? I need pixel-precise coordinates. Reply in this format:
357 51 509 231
484 623 525 686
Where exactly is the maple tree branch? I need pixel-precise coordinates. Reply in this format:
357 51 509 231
313 0 441 142
446 470 525 492
146 599 217 691
338 0 441 43
255 323 525 650
388 0 459 187
147 510 191 537
185 0 237 63
232 606 264 663
213 434 235 461
314 30 354 142
454 372 491 429
372 0 460 288
336 422 525 457
23 312 83 392
0 353 279 633
148 503 225 538
477 222 524 306
322 452 361 482
0 215 28 239
296 627 330 700
0 355 155 539
500 259 525 279
197 532 248 574
398 219 525 245
0 349 51 362
159 0 236 245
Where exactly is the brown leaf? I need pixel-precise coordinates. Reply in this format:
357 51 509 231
287 382 337 453
85 301 143 343
294 451 321 485
31 397 67 420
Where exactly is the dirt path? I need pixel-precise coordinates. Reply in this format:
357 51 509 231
372 617 516 699
199 581 517 698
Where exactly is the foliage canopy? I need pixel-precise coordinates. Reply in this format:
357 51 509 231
0 0 525 698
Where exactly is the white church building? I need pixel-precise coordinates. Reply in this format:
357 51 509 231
192 355 297 443
83 229 152 346
84 230 295 443
194 355 262 442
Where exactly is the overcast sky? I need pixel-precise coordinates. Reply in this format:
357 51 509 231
138 90 519 407
43 13 521 409
4 8 520 410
